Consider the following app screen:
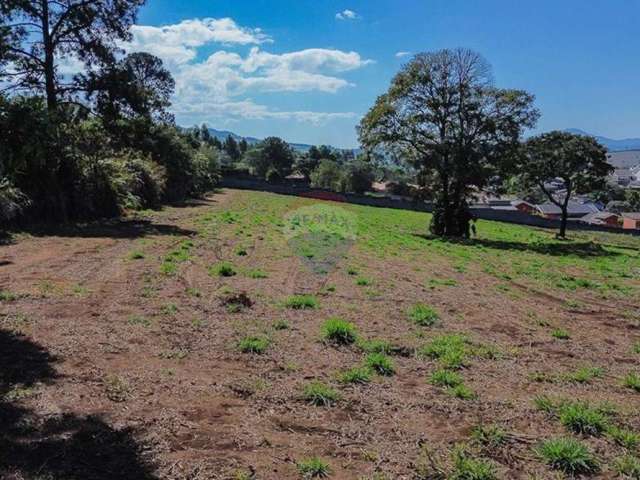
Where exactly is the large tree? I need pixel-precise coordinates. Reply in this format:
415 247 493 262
359 48 539 237
521 131 611 238
246 136 294 181
0 0 144 112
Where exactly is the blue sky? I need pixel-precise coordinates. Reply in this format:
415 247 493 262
132 0 639 148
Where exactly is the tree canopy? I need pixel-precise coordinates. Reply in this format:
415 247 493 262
359 48 539 237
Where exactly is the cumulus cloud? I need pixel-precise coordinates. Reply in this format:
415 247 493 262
395 51 412 58
122 18 372 124
335 9 359 21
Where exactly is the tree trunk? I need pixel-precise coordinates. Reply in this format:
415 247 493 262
559 208 568 239
41 0 57 112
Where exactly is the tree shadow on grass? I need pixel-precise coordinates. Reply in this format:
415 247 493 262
414 234 620 258
0 329 157 480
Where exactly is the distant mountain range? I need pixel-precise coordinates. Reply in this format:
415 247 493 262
207 128 321 153
565 129 640 152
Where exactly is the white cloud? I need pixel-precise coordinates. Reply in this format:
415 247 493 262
395 51 412 58
121 18 372 124
335 9 359 21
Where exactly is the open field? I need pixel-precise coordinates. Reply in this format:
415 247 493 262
1 188 639 479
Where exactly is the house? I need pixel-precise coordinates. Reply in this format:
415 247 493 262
580 212 620 227
610 168 634 186
622 213 640 230
535 201 599 219
512 200 536 214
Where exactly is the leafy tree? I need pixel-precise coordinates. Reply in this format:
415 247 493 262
245 137 294 181
238 138 249 155
295 153 321 181
342 159 374 193
521 131 611 238
84 52 175 125
0 0 144 112
224 135 241 161
625 189 640 211
310 159 343 190
359 48 539 237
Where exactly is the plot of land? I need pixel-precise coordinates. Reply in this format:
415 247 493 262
1 189 639 479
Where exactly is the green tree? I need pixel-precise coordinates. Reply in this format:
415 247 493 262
521 131 611 238
625 190 640 211
224 135 241 161
359 48 539 237
0 0 144 112
342 159 374 194
238 138 249 155
310 159 343 190
245 137 294 181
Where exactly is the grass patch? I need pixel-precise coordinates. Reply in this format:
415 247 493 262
338 366 372 384
429 369 463 388
365 353 395 376
536 438 598 475
614 455 640 478
247 268 268 279
607 426 640 451
128 250 145 260
558 401 610 436
0 290 19 302
357 338 393 354
321 317 358 345
562 366 604 384
297 457 331 478
283 294 318 310
623 372 640 392
237 336 270 354
408 303 440 327
471 425 508 450
551 328 571 340
420 334 469 370
448 384 477 400
450 447 497 480
302 381 340 406
272 319 290 330
210 262 237 277
127 315 151 327
356 277 372 286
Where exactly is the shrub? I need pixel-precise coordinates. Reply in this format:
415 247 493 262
536 438 598 475
302 381 340 406
623 372 640 392
321 318 358 345
284 295 318 310
297 457 331 478
429 369 463 388
408 303 440 327
365 353 395 376
238 336 270 354
338 367 372 384
210 262 236 277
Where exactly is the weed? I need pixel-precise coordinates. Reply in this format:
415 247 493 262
607 425 640 451
321 318 358 345
614 455 640 478
429 369 463 388
408 303 440 327
623 372 640 392
472 425 508 450
283 294 318 310
365 353 395 376
297 457 331 478
210 262 237 277
302 381 340 406
536 438 598 475
551 328 570 340
338 366 372 384
272 319 290 330
557 401 609 436
238 336 270 354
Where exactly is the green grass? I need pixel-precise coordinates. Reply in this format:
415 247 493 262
0 290 19 302
365 353 395 376
272 319 290 330
614 455 640 478
429 369 463 388
283 294 319 310
237 336 270 354
247 268 268 279
321 317 358 345
338 366 372 384
297 457 331 478
408 303 440 327
607 426 640 451
623 372 640 392
357 338 393 354
562 366 604 383
128 250 145 260
127 315 151 327
551 328 571 340
356 276 372 286
450 448 497 480
536 438 598 475
302 381 340 406
556 401 610 436
471 425 508 450
633 342 640 355
448 384 477 400
209 262 237 277
420 334 470 370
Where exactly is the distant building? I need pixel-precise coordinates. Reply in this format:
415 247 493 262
512 200 536 214
622 213 640 230
535 202 599 219
580 212 620 227
610 168 634 186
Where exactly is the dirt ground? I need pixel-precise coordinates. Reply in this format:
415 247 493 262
0 189 639 480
